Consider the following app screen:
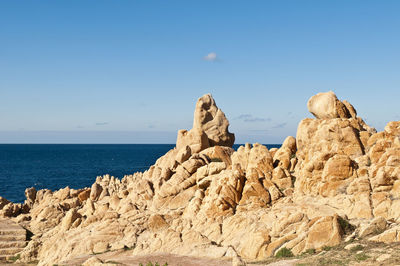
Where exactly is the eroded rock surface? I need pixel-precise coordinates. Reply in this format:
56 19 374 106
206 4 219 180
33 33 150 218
1 92 400 265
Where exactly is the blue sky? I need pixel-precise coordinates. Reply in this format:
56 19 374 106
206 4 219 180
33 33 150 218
1 1 400 144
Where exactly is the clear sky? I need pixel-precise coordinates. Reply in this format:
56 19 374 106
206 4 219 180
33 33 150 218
1 1 399 144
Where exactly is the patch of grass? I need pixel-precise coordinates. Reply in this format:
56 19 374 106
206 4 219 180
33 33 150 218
210 157 223 163
303 248 316 255
275 247 294 258
8 254 20 262
354 253 369 261
322 246 332 251
140 263 168 266
350 245 364 252
318 257 347 265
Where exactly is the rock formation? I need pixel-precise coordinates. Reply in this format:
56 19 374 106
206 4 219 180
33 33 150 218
0 92 400 265
176 94 235 153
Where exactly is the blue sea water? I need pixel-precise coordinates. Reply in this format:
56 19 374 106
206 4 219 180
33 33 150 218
0 144 281 203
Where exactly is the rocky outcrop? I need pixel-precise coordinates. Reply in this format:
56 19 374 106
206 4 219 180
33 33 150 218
1 92 400 265
176 94 234 152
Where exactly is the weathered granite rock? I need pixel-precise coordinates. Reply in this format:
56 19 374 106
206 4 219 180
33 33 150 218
3 92 400 265
177 94 234 152
307 91 351 119
0 196 10 210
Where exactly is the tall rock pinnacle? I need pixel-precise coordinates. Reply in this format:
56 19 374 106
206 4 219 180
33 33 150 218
176 94 235 153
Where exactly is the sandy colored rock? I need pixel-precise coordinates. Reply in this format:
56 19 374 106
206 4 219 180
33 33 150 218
90 183 103 201
305 215 342 250
78 188 91 202
176 94 234 154
359 217 387 238
307 91 350 119
193 94 235 147
376 253 392 262
6 92 400 265
0 197 10 210
24 187 37 208
176 128 209 153
82 256 102 265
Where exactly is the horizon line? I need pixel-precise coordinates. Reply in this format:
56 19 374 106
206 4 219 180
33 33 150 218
0 143 282 145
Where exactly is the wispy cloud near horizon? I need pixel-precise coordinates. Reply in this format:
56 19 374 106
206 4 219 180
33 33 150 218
95 122 109 126
272 123 287 129
235 114 271 123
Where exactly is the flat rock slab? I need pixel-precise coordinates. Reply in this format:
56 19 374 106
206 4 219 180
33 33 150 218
0 219 25 233
0 219 26 262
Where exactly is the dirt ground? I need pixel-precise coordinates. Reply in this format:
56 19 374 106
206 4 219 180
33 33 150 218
247 239 400 266
61 251 233 266
3 238 400 266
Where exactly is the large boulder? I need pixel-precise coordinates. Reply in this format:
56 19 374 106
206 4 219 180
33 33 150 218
304 215 343 250
307 91 351 119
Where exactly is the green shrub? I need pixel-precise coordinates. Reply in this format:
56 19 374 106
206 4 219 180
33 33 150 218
303 248 316 255
275 247 294 258
140 263 167 266
355 253 369 261
350 245 364 252
9 254 21 262
318 258 347 265
322 246 332 251
210 157 223 163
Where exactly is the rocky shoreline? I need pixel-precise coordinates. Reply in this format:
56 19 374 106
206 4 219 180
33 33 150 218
0 92 399 265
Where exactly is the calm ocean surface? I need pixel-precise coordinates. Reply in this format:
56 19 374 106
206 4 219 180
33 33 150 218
0 144 281 203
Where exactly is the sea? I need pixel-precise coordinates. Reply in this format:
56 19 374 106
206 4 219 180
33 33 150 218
0 144 281 203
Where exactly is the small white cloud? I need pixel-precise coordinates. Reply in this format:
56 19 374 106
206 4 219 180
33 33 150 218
203 52 218 61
